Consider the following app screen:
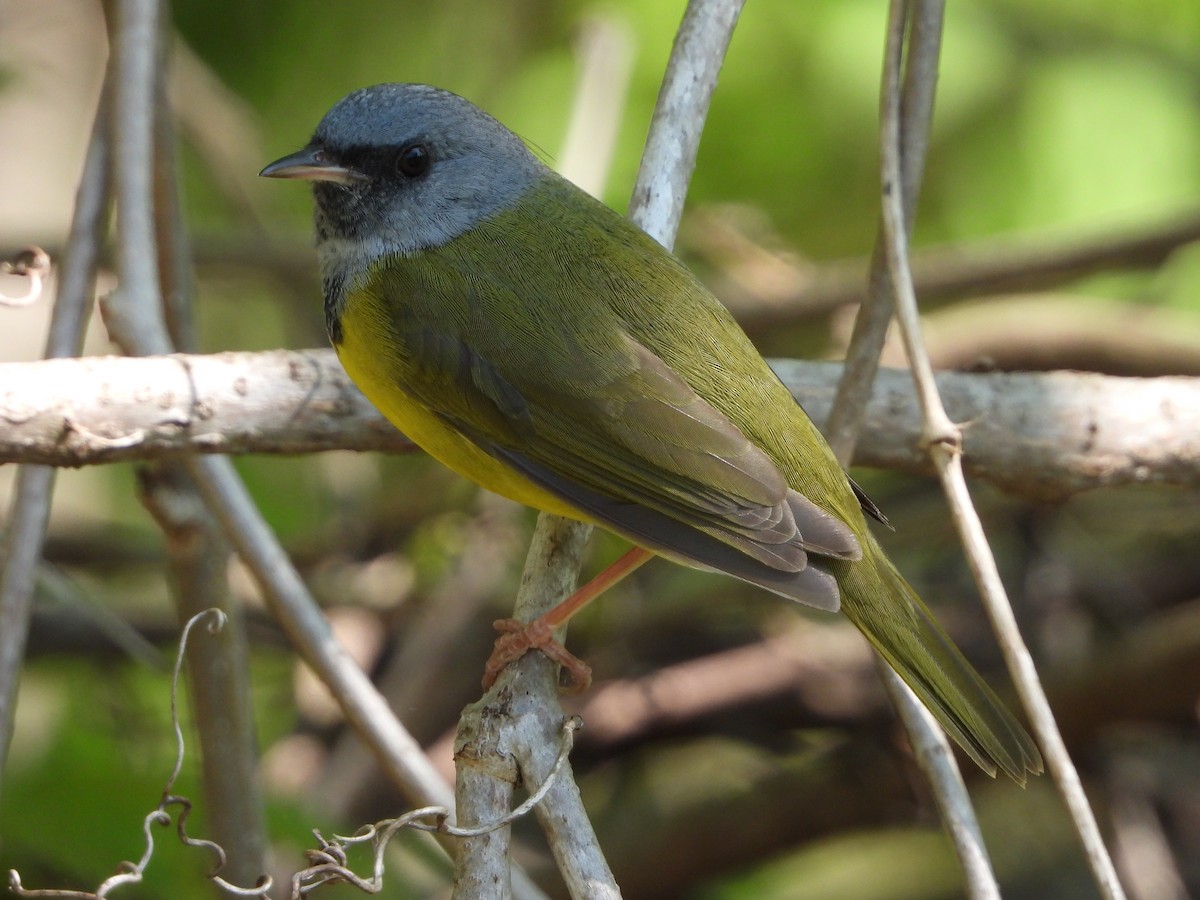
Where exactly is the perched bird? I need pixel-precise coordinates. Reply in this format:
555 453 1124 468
262 83 1042 783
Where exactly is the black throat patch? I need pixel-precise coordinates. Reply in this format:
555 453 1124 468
322 270 346 345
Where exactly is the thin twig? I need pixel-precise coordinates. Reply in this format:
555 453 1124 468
184 457 454 808
107 3 514 888
153 43 198 354
690 207 1200 332
145 27 268 886
139 464 269 882
0 79 112 786
826 0 942 462
107 0 171 357
629 0 745 243
823 3 998 896
876 2 1128 898
314 498 523 819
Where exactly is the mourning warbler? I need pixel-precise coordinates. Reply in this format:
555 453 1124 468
261 83 1041 783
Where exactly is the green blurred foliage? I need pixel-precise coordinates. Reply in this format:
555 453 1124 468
3 651 295 899
172 0 1200 256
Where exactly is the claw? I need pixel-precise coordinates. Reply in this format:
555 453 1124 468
482 618 593 691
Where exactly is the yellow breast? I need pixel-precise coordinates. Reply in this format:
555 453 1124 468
335 293 584 521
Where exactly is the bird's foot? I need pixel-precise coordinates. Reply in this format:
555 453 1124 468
482 617 593 692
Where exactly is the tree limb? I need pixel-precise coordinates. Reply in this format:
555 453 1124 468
2 350 1196 501
690 207 1200 331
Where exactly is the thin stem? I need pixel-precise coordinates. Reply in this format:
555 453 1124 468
629 0 745 243
826 1 943 465
185 457 455 810
110 0 171 357
0 82 112 786
148 27 268 887
826 3 998 896
876 2 1129 898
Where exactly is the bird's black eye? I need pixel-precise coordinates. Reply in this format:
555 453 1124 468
396 143 430 178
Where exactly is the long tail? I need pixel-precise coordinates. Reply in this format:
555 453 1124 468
834 535 1043 784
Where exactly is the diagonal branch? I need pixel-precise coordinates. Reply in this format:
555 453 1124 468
98 1 519 889
0 78 112 786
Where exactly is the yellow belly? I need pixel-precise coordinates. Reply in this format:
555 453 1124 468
335 301 583 521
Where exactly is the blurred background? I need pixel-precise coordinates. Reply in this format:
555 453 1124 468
1 0 1199 897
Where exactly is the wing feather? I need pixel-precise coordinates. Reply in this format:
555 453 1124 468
364 188 863 605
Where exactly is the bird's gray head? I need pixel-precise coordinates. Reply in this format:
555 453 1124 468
261 83 546 260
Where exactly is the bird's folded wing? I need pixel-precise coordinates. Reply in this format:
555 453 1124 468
389 305 859 576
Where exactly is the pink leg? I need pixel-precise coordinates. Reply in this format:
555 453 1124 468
482 546 655 690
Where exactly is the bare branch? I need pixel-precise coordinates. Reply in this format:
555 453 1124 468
3 350 1195 499
629 0 745 243
107 0 171 357
695 207 1200 331
454 519 613 900
0 73 111 786
875 1 1127 896
825 3 999 895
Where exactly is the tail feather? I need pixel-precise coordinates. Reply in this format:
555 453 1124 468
834 537 1043 784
